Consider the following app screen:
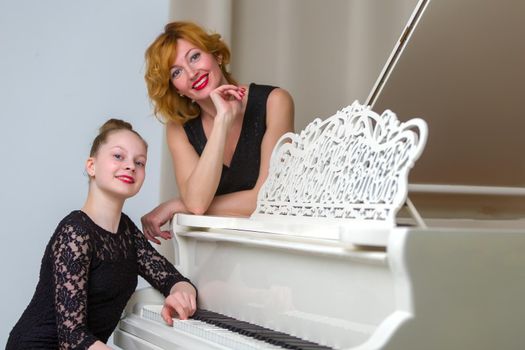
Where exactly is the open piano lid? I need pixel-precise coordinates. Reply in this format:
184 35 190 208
367 0 525 224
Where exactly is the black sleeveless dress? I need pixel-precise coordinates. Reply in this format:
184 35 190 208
6 211 192 350
183 83 276 195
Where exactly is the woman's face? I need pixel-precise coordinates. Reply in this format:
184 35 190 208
87 130 147 200
169 39 226 101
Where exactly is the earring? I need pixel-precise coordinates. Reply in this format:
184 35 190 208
179 93 184 98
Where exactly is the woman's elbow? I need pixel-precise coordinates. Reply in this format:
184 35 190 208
188 206 207 215
184 201 209 215
179 191 209 215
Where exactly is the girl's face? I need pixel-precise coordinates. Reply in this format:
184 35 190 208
169 39 226 101
87 130 147 200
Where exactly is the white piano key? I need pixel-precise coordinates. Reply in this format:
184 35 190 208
140 305 282 350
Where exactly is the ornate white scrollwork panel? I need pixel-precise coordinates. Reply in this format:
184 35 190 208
253 101 428 228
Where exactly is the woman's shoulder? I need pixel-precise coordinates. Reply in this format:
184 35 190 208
248 82 278 96
266 87 294 113
248 83 292 103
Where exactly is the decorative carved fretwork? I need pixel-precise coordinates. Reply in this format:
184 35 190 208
252 101 428 228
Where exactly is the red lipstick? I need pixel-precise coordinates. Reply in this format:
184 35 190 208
117 175 135 184
192 74 209 90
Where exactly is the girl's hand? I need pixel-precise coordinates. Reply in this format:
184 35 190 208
161 281 197 325
141 198 188 244
209 84 245 126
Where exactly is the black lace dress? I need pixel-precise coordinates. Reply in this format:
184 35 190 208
6 210 192 349
183 83 277 195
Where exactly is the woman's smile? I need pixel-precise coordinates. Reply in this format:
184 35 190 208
192 74 209 90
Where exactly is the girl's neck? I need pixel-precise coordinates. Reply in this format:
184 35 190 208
81 189 125 233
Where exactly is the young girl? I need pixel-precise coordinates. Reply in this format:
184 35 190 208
6 119 197 350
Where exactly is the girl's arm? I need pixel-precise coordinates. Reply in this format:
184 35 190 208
88 341 112 350
161 281 198 325
52 221 100 349
131 217 197 321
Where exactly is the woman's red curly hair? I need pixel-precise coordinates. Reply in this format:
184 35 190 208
144 21 237 124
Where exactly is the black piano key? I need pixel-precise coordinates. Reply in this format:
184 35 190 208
192 309 334 350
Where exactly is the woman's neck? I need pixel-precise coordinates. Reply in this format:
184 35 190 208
81 189 124 233
197 97 217 120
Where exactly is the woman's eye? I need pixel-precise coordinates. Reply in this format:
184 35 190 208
190 52 201 62
135 161 146 168
171 68 182 79
113 154 123 160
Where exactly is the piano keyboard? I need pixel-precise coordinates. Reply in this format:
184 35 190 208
141 305 333 350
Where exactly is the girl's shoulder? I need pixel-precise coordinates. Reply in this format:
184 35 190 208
45 211 96 255
52 210 95 241
119 212 141 236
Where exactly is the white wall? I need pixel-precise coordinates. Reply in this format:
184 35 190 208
0 0 169 345
230 0 418 132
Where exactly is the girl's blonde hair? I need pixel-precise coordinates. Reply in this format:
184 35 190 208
144 21 237 124
90 118 147 156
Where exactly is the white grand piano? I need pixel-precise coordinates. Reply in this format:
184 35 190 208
114 0 525 349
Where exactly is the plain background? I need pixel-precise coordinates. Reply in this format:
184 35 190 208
0 0 169 344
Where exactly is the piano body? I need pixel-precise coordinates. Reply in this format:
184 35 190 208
115 0 525 349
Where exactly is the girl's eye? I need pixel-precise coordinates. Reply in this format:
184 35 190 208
171 68 182 79
135 160 146 168
113 154 123 160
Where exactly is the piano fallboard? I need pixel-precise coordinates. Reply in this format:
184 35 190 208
172 219 393 349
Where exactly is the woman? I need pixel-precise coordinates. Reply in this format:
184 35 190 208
6 119 197 350
141 21 295 243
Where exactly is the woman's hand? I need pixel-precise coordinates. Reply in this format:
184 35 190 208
209 84 245 126
141 198 189 244
161 281 197 325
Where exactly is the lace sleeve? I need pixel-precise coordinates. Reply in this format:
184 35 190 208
128 218 191 296
51 222 98 350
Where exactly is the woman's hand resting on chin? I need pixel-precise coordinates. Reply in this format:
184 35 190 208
209 84 245 126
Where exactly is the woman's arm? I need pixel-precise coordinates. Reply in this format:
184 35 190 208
141 86 242 241
141 87 292 241
170 85 244 215
141 197 188 243
205 87 294 216
141 114 233 241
